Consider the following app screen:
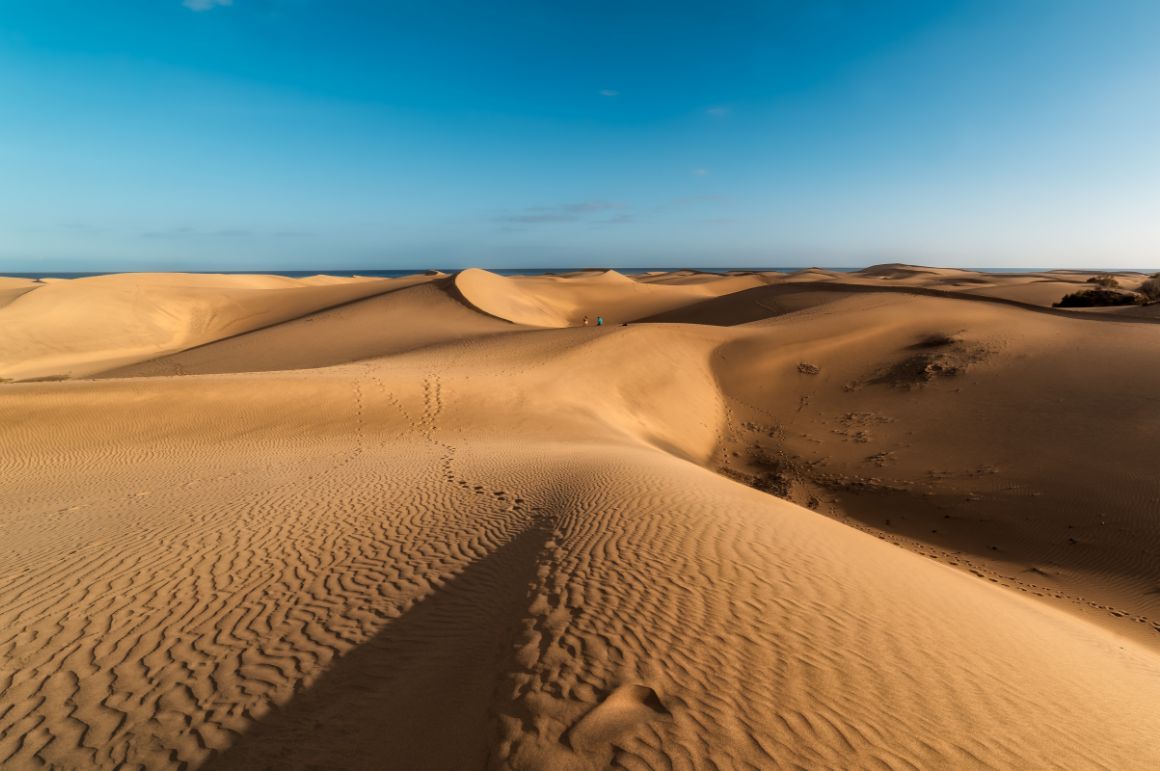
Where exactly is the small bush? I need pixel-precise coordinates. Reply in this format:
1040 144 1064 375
1140 277 1160 303
1086 273 1120 288
1054 288 1143 308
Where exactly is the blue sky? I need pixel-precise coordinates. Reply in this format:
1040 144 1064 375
2 0 1159 271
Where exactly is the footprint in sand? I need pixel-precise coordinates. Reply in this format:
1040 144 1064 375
565 683 671 752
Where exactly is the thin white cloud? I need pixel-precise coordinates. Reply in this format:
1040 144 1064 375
692 168 710 177
183 0 232 11
599 89 620 97
706 106 730 117
495 201 628 225
668 195 724 206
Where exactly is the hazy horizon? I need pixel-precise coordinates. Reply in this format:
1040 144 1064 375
3 0 1160 272
5 264 1160 279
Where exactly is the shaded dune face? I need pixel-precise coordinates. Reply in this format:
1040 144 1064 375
101 280 518 379
0 272 436 381
2 266 1160 770
452 267 769 328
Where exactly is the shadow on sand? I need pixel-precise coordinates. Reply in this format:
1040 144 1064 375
203 521 550 771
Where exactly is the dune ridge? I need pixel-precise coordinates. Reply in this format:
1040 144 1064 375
2 265 1160 769
453 267 768 327
0 272 434 381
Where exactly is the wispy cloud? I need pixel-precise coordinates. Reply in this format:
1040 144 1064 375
140 226 315 239
142 223 320 238
144 226 252 238
57 223 108 234
183 0 232 11
495 201 626 225
599 89 620 97
668 195 724 206
602 212 635 225
706 106 730 117
692 168 710 177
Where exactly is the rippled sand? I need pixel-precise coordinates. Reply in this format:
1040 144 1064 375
2 266 1159 769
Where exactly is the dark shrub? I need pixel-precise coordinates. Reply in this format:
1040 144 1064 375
1086 273 1120 288
1054 288 1143 308
1140 277 1160 302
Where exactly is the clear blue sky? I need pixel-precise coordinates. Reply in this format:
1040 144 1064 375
2 0 1159 271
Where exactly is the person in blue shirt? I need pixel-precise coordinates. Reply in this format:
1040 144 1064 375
596 315 604 326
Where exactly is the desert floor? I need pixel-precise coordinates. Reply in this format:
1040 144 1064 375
2 265 1160 769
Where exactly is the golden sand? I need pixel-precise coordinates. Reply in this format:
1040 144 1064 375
2 266 1159 769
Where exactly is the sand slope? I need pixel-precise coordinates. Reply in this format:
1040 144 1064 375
2 267 1160 769
0 273 425 380
710 290 1160 637
102 279 516 378
0 278 42 310
454 268 766 326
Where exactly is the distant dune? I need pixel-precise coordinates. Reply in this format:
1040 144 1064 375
2 265 1160 769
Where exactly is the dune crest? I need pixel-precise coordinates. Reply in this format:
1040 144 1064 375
0 273 426 380
453 267 767 327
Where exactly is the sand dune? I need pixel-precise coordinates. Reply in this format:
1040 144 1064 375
2 266 1160 769
712 290 1160 639
832 263 1155 309
0 278 42 310
641 283 851 325
0 273 423 381
455 267 766 326
103 279 516 378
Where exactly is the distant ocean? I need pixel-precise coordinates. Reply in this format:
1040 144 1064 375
2 266 1097 279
